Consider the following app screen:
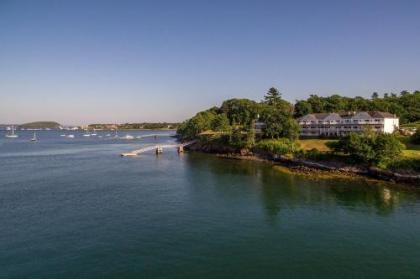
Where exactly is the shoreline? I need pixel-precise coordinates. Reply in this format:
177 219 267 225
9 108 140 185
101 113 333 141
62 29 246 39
185 143 420 187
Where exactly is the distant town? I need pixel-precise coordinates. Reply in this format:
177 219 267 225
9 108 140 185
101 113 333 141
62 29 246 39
0 122 180 131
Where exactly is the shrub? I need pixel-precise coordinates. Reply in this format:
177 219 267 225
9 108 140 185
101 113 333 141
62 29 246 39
256 138 300 156
331 131 405 168
411 130 420 145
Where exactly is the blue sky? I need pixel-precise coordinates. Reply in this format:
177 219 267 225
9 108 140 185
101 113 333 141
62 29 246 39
1 0 419 125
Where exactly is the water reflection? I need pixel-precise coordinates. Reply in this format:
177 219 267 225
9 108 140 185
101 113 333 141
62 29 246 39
184 153 420 218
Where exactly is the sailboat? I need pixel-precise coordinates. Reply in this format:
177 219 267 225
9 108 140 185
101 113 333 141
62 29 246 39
5 126 18 138
30 132 38 142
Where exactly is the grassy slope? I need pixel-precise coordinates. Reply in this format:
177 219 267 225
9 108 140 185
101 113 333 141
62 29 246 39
297 139 335 152
397 136 420 159
298 137 420 159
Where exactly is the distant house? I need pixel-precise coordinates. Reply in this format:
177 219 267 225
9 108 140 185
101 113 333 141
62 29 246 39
298 111 399 137
254 121 266 134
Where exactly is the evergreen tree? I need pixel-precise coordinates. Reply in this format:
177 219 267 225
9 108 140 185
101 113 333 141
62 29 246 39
264 87 282 106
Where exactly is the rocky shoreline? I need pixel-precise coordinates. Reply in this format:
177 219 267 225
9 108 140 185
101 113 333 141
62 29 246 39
185 141 420 186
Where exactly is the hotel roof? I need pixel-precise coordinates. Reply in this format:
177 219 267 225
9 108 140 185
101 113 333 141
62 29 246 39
298 111 397 121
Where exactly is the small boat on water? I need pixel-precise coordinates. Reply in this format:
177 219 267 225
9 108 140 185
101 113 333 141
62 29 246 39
30 132 38 142
60 134 66 137
67 134 75 138
122 134 134 140
5 126 18 138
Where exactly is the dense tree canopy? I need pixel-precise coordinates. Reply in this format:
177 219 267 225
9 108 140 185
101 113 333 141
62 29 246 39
220 98 259 126
330 131 404 168
177 88 299 142
294 91 420 124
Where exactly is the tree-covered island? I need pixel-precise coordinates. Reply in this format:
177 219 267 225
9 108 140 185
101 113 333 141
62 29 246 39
177 88 420 184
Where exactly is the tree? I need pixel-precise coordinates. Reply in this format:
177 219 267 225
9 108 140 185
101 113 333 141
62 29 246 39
324 94 346 112
411 130 420 145
220 98 259 126
260 105 299 140
307 94 325 113
212 113 231 132
177 110 216 140
372 92 379 99
374 134 405 168
264 87 282 106
229 128 246 148
331 131 404 168
294 100 312 117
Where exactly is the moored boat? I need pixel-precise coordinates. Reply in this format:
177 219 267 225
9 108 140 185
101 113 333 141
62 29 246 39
5 126 18 138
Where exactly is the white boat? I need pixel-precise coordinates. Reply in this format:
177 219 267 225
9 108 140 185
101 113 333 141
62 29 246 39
113 129 119 139
5 126 18 138
122 134 134 140
60 134 66 137
30 132 38 142
67 134 75 138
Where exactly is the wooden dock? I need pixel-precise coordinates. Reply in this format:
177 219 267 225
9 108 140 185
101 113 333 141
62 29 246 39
121 141 196 157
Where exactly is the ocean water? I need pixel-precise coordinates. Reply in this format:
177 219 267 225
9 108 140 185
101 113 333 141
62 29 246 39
1 130 420 278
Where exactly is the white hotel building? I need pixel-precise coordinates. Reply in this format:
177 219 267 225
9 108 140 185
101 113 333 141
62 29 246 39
298 111 399 137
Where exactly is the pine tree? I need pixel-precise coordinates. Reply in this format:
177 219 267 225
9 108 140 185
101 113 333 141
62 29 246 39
264 87 282 106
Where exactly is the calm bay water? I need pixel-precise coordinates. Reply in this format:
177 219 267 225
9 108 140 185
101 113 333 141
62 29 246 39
1 130 420 278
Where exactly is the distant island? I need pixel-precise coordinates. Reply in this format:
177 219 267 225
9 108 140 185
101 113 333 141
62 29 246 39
19 121 61 129
88 122 180 130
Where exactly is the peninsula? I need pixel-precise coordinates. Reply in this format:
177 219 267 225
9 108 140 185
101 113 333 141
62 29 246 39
177 88 420 184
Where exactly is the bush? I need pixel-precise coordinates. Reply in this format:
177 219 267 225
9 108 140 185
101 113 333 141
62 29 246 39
331 131 405 168
256 138 300 156
411 130 420 145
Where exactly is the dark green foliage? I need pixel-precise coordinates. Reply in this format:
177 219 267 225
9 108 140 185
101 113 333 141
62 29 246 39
331 131 405 168
229 128 246 148
178 87 298 142
177 110 217 140
212 113 231 132
294 100 312 117
264 87 282 106
295 91 420 124
220 98 259 126
411 130 420 145
260 105 300 140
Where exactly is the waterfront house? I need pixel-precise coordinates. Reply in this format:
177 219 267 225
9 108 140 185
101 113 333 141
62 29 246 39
298 111 399 137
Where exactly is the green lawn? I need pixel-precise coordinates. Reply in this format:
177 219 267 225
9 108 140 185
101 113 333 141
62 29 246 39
400 121 420 129
402 149 420 159
297 139 335 152
298 137 420 159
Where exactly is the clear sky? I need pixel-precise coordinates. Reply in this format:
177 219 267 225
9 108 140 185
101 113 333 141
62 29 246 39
1 0 419 125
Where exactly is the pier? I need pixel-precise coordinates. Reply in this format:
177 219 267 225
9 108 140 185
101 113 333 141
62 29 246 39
120 140 196 157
